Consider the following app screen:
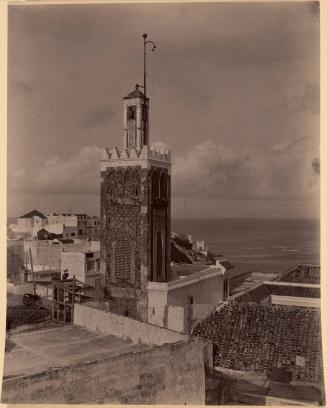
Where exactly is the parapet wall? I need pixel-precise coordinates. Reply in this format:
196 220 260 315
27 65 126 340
74 303 189 345
2 339 206 404
100 144 171 172
270 295 320 308
103 144 171 162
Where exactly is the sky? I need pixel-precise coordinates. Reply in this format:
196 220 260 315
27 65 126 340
7 1 320 218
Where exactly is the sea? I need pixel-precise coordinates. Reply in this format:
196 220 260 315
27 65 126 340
172 218 320 275
8 216 320 275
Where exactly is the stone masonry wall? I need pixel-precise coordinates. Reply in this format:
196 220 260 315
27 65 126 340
100 164 171 321
100 166 146 320
2 339 206 404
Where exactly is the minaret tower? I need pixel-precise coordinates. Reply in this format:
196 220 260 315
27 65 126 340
100 34 171 321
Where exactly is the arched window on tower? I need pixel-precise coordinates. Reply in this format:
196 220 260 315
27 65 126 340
152 170 160 199
127 105 136 120
159 172 167 199
155 231 165 281
127 105 137 149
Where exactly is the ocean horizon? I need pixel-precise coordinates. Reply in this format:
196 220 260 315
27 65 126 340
172 217 320 275
7 215 320 275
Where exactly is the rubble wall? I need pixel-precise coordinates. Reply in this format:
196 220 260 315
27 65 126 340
2 339 205 404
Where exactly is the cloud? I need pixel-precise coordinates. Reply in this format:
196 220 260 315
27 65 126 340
8 138 319 203
172 138 319 201
8 145 102 195
269 136 309 153
151 141 169 151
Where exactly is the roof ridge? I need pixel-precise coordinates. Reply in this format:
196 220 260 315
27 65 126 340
19 209 47 219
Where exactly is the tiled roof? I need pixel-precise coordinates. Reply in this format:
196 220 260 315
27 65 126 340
193 303 323 382
232 283 320 303
276 264 320 284
19 209 46 219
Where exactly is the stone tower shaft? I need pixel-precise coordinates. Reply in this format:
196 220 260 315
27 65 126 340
100 88 171 321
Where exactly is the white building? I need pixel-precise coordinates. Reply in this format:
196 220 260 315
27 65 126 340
24 239 100 270
195 240 208 256
39 223 78 239
61 250 101 285
13 209 48 238
46 213 100 240
47 213 78 227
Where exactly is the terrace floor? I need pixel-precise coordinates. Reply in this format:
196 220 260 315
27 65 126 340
3 324 150 379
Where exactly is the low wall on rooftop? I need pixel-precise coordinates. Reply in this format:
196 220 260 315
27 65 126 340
271 295 321 308
7 282 33 296
74 303 189 345
2 338 206 404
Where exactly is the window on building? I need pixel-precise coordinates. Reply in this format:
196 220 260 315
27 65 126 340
127 105 136 120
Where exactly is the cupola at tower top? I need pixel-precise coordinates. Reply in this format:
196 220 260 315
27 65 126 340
123 84 149 151
123 84 149 101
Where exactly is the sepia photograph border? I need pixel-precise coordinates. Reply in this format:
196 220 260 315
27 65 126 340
0 0 326 407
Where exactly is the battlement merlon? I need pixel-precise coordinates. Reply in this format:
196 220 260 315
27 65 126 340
100 145 172 173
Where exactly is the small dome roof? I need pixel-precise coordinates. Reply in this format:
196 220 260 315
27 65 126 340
123 84 149 100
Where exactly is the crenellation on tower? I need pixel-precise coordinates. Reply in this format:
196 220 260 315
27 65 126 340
101 145 171 167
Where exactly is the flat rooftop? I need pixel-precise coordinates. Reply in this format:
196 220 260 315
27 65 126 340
172 263 209 278
4 325 150 380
